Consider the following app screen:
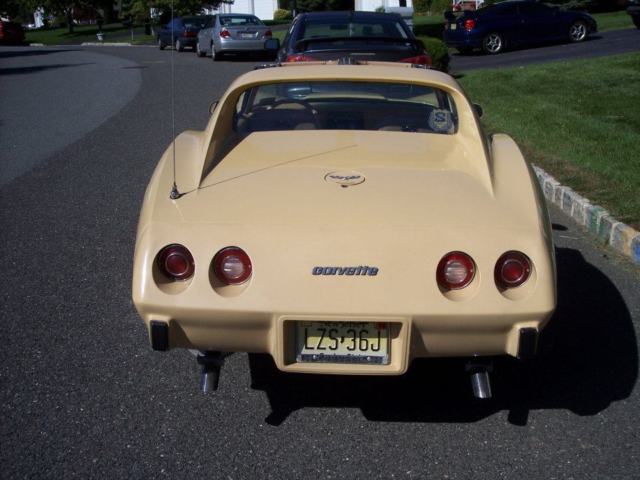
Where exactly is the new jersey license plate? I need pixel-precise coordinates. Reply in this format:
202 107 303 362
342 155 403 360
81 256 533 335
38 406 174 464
295 321 390 364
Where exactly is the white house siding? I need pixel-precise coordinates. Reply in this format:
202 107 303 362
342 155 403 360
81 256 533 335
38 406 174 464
206 0 279 20
354 0 413 10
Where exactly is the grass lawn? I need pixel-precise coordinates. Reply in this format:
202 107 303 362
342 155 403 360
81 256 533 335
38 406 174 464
458 52 640 229
26 22 154 45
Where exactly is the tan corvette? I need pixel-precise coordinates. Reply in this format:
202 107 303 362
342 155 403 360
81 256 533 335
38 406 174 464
132 62 556 397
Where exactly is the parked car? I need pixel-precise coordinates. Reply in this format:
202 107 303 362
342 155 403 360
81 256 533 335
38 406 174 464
444 0 597 54
132 61 556 398
273 11 432 66
196 13 273 60
628 0 640 28
157 15 213 51
0 19 25 45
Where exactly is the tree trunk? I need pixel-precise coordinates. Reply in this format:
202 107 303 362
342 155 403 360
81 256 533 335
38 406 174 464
66 10 74 33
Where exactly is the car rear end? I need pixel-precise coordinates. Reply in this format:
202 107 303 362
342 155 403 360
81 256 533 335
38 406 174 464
133 67 556 384
215 15 272 53
443 10 484 52
0 20 25 45
180 16 211 49
283 12 431 67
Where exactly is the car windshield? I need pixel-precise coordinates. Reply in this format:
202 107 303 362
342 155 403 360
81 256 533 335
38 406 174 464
299 17 409 41
220 15 263 26
234 81 458 135
183 16 211 28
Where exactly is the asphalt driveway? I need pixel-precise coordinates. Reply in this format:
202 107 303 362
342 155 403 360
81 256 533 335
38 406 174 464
0 45 638 479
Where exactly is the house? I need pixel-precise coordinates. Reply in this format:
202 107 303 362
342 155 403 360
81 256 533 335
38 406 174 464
206 0 413 21
206 0 280 20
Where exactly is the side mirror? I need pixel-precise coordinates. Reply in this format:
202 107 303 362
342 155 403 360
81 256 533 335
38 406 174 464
264 38 280 51
209 100 218 115
474 103 484 118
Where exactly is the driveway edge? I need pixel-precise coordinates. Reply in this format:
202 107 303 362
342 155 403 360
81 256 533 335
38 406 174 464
533 165 640 265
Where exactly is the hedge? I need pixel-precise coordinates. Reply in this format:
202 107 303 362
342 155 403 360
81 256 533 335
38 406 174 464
419 36 450 72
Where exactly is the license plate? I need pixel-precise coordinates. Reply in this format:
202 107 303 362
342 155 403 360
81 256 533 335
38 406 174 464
239 32 255 39
295 321 390 365
450 23 457 30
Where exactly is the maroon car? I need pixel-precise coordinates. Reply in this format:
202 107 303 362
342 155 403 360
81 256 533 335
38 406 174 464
0 20 25 45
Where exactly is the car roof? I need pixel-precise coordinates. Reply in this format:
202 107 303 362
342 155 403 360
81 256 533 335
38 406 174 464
226 63 461 93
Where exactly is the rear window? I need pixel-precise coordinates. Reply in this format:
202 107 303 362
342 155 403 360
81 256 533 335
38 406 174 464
300 17 409 40
220 15 263 26
183 16 211 28
234 81 458 135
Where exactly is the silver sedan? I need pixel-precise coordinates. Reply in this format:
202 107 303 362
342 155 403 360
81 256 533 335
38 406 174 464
196 14 273 60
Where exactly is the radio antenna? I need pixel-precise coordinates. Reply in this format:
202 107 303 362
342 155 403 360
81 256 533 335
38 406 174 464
169 0 182 200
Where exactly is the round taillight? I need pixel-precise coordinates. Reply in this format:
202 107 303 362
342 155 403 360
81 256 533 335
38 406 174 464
495 251 531 289
213 247 252 285
157 244 194 280
437 252 476 290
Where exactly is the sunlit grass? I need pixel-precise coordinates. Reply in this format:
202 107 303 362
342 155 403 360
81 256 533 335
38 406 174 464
458 52 640 228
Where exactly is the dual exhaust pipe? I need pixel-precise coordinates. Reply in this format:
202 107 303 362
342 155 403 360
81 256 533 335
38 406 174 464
195 352 493 399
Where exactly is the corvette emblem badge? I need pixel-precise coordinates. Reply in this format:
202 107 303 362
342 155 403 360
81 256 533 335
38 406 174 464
324 170 365 187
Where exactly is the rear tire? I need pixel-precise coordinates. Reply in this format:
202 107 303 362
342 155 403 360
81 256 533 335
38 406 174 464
158 37 165 50
211 42 222 61
632 15 640 29
175 38 184 52
569 20 588 42
196 41 205 57
482 32 504 54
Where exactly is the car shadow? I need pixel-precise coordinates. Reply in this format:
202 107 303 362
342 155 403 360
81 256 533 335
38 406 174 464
0 48 80 59
249 246 638 426
0 62 94 76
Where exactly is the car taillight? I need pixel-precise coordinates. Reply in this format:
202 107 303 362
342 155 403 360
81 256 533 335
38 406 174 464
495 251 531 289
464 19 476 31
157 244 195 281
398 54 432 67
220 28 231 38
264 29 272 37
213 247 252 285
184 30 196 37
285 54 319 62
437 252 476 290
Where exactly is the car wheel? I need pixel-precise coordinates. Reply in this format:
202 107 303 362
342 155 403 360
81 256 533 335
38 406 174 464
211 42 222 61
569 21 588 42
196 41 205 57
482 32 504 54
632 16 640 29
158 37 165 50
175 39 184 52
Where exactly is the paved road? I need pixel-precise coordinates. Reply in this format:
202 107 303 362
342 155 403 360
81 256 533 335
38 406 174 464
0 45 639 479
0 48 142 185
450 27 640 71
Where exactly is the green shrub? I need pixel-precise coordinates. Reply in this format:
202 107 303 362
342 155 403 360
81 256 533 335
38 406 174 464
413 22 445 37
273 8 293 21
419 36 450 72
413 0 431 13
430 0 453 15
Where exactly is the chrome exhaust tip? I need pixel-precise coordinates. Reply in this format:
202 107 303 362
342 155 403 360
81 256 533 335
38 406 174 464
466 361 493 399
470 370 492 399
197 351 224 393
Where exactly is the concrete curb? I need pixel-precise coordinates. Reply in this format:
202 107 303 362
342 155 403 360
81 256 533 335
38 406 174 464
533 165 640 265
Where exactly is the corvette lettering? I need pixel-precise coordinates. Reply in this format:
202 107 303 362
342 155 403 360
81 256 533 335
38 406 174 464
312 266 379 276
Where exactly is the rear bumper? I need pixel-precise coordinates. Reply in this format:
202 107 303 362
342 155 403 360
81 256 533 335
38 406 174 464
216 38 268 52
143 309 553 375
443 31 482 49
